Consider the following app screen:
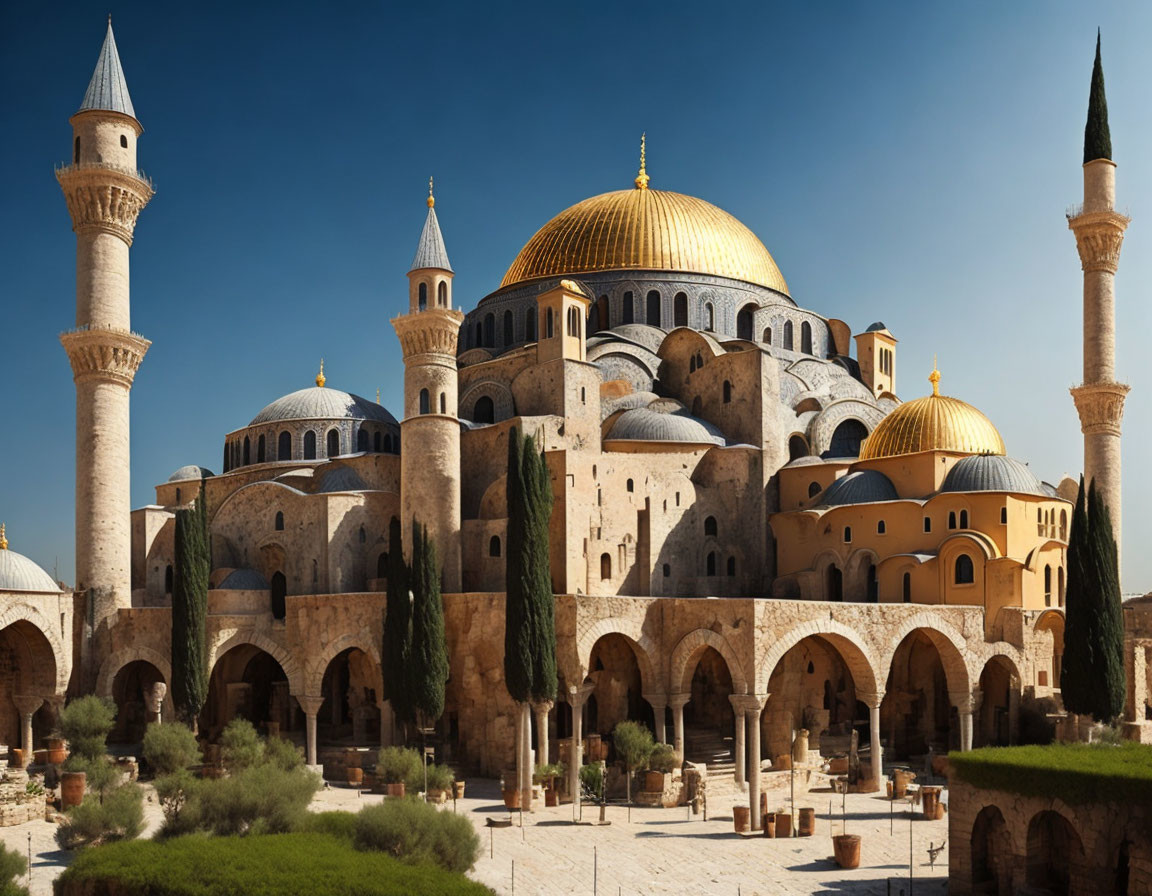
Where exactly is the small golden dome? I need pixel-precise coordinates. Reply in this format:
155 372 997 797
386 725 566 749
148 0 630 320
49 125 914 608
859 368 1005 461
500 188 789 295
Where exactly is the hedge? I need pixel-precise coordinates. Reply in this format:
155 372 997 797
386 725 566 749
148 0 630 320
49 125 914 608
55 833 493 896
949 742 1152 805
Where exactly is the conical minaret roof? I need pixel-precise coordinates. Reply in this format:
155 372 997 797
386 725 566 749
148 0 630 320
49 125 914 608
78 18 137 120
1084 30 1111 164
409 179 453 273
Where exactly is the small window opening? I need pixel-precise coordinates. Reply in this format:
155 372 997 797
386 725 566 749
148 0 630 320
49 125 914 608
626 479 634 492
489 536 501 558
120 134 127 148
877 520 886 534
924 516 932 533
275 511 284 531
843 526 852 543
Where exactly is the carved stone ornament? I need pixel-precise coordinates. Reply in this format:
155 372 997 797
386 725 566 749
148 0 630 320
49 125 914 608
1071 381 1130 436
60 326 151 387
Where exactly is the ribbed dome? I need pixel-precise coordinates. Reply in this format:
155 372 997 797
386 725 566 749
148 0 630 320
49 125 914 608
859 371 1004 461
250 387 396 426
607 406 725 445
168 465 214 483
0 548 60 593
217 568 269 591
501 187 789 294
817 470 899 506
941 455 1045 496
316 468 369 493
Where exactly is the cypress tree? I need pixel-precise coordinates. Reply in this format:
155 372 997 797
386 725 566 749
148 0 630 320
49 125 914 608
1060 478 1091 710
171 480 209 727
1084 31 1112 164
503 428 533 704
382 516 413 729
524 434 556 704
409 519 449 725
1088 480 1126 721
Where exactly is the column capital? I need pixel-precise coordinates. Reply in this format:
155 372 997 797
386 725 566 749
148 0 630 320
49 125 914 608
641 692 667 709
294 694 324 715
530 699 554 714
856 691 886 709
566 681 596 707
1071 381 1130 436
729 694 769 714
950 689 978 714
668 692 691 710
12 696 44 716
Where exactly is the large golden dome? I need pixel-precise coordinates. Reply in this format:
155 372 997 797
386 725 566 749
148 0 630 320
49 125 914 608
500 183 789 295
859 368 1005 461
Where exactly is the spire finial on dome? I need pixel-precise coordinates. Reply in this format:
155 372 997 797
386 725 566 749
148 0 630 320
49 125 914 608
929 356 941 396
427 176 435 209
0 523 7 551
376 387 381 404
635 133 650 190
316 359 326 389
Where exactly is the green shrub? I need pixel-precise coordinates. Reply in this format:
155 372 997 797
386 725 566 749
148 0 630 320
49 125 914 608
299 810 358 841
376 746 424 791
648 744 681 774
153 770 195 826
579 763 603 802
612 721 654 771
142 724 201 776
262 736 303 771
352 800 480 873
425 763 454 791
61 754 120 797
219 719 263 772
58 696 116 762
56 832 493 895
55 783 144 850
160 763 320 838
533 762 564 784
0 842 28 896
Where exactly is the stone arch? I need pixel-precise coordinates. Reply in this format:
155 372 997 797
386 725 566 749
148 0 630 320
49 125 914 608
1026 808 1084 894
96 645 173 698
208 628 302 696
304 633 382 698
575 617 659 693
669 628 748 695
879 612 972 698
459 380 515 423
0 604 69 696
977 653 1021 748
759 618 880 698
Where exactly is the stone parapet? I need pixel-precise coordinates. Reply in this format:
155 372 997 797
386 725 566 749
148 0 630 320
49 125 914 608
1068 208 1129 274
56 162 153 245
60 326 150 388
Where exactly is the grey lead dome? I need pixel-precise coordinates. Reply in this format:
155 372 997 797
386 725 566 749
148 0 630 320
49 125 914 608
816 470 899 506
0 549 61 594
940 454 1046 496
249 387 397 427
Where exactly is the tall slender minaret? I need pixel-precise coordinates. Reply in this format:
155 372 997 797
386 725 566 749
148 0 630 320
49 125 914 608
1069 32 1129 570
392 179 464 591
57 20 153 639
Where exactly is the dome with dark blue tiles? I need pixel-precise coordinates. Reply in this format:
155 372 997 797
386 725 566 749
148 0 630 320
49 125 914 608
940 454 1046 496
816 470 899 506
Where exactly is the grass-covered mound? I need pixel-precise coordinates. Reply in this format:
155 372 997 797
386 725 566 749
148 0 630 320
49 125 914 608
55 832 493 896
949 742 1152 805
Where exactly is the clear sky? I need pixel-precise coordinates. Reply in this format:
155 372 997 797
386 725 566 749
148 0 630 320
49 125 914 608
3 0 1151 591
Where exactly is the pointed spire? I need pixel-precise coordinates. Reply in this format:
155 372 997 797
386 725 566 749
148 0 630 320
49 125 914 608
929 356 941 397
0 523 7 551
1084 29 1112 164
409 179 453 273
635 133 650 190
316 359 326 388
78 18 137 119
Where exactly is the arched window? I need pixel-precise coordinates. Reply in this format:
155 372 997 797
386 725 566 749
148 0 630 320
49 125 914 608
866 564 878 602
827 564 843 601
808 481 821 498
924 516 932 533
74 136 80 164
312 559 318 585
483 313 495 347
622 290 634 325
242 436 251 466
223 443 229 472
524 307 536 342
419 388 430 414
1000 506 1008 524
377 552 388 578
706 551 717 576
358 428 369 452
674 292 688 327
164 565 173 594
303 431 317 460
948 511 957 530
278 430 291 460
829 419 867 457
439 392 446 414
722 380 732 403
474 396 494 424
566 306 577 336
960 509 969 528
800 320 813 354
489 536 501 558
374 431 382 452
662 563 670 577
383 434 393 452
704 303 715 331
902 572 911 603
474 322 482 347
843 526 852 543
270 571 287 620
763 327 772 345
257 434 266 463
326 428 340 457
783 320 794 350
545 308 554 338
1058 567 1065 606
877 520 886 534
600 553 612 580
1044 565 1052 606
726 556 736 577
358 526 366 544
1060 509 1067 540
437 281 447 306
737 304 756 341
175 488 181 504
955 554 974 584
704 516 717 537
596 295 609 332
275 511 284 531
626 479 634 492
646 290 661 326
418 282 428 311
689 356 696 373
503 309 513 345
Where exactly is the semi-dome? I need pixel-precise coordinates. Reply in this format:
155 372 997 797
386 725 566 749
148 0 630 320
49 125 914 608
250 387 396 427
500 180 789 295
167 465 214 483
316 467 369 493
217 568 269 590
941 455 1046 496
859 369 1004 461
816 470 899 506
0 531 61 593
607 406 725 446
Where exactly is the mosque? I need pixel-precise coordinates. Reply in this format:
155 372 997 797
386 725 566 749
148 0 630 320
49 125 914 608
2 22 1151 829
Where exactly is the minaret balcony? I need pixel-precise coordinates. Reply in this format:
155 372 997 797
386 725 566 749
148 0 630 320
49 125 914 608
55 160 154 191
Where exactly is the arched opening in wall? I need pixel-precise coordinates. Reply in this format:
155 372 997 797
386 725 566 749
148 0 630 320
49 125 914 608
971 805 1009 895
645 290 660 326
736 304 756 341
881 629 958 758
201 644 296 740
722 381 732 403
977 656 1017 747
674 292 688 327
960 509 969 529
866 564 878 603
597 295 609 331
223 444 229 473
691 396 702 416
437 281 447 307
545 308 554 339
902 572 911 603
566 306 579 337
318 647 380 747
826 564 843 601
955 554 974 585
257 434 266 463
326 429 340 458
586 634 654 741
489 536 501 558
827 419 867 458
726 556 736 577
800 320 813 354
278 430 291 461
439 393 446 414
357 428 369 452
1060 509 1068 540
788 435 809 460
110 660 166 744
483 313 495 347
419 389 430 415
706 551 717 576
1058 567 1065 606
524 308 536 342
808 481 821 499
621 291 634 324
704 303 715 331
763 327 772 345
418 282 428 311
600 553 612 581
1026 810 1082 895
274 511 285 532
303 431 317 460
503 309 513 345
683 647 735 761
762 634 872 769
241 437 250 466
474 323 482 347
270 571 287 620
376 552 388 579
74 136 80 163
1044 564 1052 606
704 516 718 537
0 621 58 754
1034 612 1065 691
783 320 794 350
473 396 495 424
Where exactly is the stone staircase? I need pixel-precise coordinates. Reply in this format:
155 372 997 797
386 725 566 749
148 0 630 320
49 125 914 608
684 726 736 784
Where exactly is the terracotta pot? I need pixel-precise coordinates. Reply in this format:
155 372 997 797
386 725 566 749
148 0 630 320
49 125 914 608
774 811 792 837
545 788 558 807
798 806 815 836
453 780 466 799
774 753 792 771
387 781 406 798
345 750 362 769
502 787 521 810
792 729 809 764
60 771 86 809
33 750 47 766
935 801 946 820
346 767 363 786
921 786 941 820
892 768 916 799
762 815 775 838
828 756 849 774
46 738 65 752
732 805 751 833
833 834 861 869
10 749 23 769
645 771 666 792
47 747 67 765
886 780 893 799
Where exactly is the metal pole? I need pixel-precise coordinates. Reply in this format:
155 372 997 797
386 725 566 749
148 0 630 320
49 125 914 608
909 804 914 896
26 832 31 889
512 859 515 895
790 763 795 835
594 845 598 896
489 825 493 859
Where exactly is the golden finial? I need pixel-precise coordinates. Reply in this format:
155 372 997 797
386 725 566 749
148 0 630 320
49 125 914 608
316 359 326 389
0 523 7 551
635 133 650 191
928 355 941 396
376 387 381 404
427 176 435 209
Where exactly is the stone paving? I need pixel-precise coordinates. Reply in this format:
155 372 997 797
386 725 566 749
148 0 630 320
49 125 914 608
0 777 949 896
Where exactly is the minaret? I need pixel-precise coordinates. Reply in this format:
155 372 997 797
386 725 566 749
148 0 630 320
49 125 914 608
392 179 464 591
57 20 153 635
1068 32 1129 569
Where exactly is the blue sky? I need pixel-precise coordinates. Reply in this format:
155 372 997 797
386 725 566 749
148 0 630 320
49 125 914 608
3 1 1152 590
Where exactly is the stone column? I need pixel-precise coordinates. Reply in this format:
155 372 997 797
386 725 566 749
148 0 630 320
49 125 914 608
859 692 884 785
1008 676 1020 745
13 697 43 766
733 695 768 830
377 699 394 747
728 695 746 788
295 696 324 768
143 682 167 726
520 703 533 812
643 693 667 744
532 700 553 768
568 683 595 812
669 693 689 757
